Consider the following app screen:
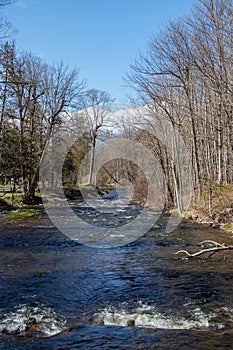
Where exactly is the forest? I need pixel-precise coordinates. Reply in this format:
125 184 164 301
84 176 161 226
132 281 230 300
0 0 232 227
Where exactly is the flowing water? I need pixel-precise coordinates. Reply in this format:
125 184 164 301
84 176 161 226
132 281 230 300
0 199 233 349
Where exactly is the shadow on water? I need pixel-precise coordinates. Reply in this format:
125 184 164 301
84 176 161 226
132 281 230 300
0 208 233 349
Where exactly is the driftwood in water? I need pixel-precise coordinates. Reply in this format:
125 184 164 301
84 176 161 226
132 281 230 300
175 240 233 259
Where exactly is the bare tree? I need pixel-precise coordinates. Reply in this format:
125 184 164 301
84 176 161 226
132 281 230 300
0 1 16 40
80 89 113 184
126 0 233 218
0 44 84 201
23 61 84 200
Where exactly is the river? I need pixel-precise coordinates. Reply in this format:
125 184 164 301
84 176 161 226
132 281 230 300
0 199 233 349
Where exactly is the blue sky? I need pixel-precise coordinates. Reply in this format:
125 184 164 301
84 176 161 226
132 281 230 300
4 0 194 101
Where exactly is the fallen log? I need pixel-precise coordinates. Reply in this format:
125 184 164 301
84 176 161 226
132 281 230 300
0 198 16 211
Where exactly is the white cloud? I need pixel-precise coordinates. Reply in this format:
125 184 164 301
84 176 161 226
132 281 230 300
16 1 27 8
34 49 45 59
16 0 40 8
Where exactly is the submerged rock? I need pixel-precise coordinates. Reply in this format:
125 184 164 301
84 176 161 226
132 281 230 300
102 188 118 200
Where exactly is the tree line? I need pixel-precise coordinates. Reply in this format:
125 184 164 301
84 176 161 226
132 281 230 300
0 2 114 203
126 0 233 216
0 0 232 216
0 41 85 202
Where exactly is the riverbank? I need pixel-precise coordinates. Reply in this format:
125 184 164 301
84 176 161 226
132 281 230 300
185 184 233 234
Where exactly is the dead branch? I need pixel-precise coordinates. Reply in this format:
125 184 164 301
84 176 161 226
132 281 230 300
199 240 226 247
175 240 233 259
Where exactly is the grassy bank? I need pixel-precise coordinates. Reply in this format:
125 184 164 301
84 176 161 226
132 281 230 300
4 209 39 220
0 186 41 220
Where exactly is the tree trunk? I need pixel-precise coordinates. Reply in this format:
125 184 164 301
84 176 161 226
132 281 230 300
89 137 96 184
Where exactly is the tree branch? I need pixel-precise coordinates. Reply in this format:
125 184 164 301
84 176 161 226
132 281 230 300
175 240 233 259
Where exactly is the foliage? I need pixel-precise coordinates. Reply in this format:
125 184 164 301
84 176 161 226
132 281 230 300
0 42 84 202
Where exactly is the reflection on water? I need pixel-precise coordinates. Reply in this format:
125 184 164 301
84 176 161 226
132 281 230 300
0 205 233 349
